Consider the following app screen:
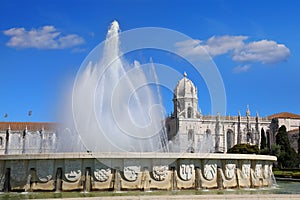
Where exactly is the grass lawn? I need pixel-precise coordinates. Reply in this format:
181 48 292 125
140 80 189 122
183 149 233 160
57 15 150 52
273 169 300 178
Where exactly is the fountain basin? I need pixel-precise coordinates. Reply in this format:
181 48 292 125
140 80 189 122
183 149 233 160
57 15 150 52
0 152 276 192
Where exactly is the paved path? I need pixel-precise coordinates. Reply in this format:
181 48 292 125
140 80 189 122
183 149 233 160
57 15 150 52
41 194 300 200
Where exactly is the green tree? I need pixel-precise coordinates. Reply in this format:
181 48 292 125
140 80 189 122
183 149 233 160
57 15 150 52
276 125 290 152
260 128 267 150
227 143 260 154
298 128 300 155
269 144 281 157
276 125 299 168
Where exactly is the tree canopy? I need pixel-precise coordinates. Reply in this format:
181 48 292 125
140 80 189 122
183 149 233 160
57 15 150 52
227 143 259 154
275 125 299 168
260 128 267 150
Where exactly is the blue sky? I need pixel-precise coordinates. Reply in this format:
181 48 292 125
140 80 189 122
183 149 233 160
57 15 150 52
0 0 299 122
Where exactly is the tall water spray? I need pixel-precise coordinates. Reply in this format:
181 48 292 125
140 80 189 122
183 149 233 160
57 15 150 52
71 21 168 152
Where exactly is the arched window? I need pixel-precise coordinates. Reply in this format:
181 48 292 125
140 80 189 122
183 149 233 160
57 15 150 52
226 130 234 151
0 137 2 146
187 107 193 118
206 129 211 136
246 133 251 143
188 129 194 141
266 131 271 148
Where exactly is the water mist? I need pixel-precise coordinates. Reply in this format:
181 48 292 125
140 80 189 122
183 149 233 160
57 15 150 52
71 20 168 153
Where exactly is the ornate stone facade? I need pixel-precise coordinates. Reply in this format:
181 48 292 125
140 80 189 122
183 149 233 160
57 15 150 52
0 122 57 154
166 73 300 153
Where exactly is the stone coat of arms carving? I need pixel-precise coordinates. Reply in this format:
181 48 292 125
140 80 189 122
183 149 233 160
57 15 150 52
123 159 140 182
64 160 82 182
242 161 251 177
179 164 194 181
152 165 168 181
203 163 217 180
94 168 111 182
225 164 236 179
124 166 139 181
36 160 53 182
254 164 262 179
93 161 111 182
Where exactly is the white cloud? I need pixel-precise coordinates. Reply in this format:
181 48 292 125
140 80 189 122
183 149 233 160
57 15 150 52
175 36 290 69
175 39 202 47
3 25 85 49
232 40 290 64
204 35 248 56
232 64 251 73
175 36 247 58
175 39 207 58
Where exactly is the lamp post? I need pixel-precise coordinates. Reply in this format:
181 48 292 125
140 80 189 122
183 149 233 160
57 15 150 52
27 110 32 128
28 110 32 120
3 113 9 154
4 113 8 122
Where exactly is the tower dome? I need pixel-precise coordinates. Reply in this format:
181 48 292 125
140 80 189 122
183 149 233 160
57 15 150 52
174 72 197 99
173 72 199 119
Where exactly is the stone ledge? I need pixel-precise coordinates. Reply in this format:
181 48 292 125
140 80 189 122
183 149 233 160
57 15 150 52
0 152 277 161
35 194 300 200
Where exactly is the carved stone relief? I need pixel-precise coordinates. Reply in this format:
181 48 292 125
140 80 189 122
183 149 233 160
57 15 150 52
225 163 236 179
94 168 111 182
36 160 53 182
94 160 111 182
203 163 217 180
152 165 168 181
124 166 140 181
254 164 262 179
242 161 251 177
263 165 269 179
64 160 82 182
123 159 140 182
179 164 194 181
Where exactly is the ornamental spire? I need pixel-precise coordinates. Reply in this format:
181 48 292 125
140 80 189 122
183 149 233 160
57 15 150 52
246 104 250 116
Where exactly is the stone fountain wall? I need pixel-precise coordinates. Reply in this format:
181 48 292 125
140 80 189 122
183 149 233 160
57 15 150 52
0 153 276 192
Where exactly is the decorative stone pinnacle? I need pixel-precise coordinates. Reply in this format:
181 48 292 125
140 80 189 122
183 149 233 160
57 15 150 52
246 104 250 116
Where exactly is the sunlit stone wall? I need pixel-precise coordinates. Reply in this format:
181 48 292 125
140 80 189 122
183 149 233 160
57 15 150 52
0 153 276 192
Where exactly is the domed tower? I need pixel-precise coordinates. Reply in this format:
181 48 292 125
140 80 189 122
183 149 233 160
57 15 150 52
173 72 199 119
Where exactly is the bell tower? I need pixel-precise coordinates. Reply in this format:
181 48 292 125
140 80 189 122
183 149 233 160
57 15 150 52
173 72 199 119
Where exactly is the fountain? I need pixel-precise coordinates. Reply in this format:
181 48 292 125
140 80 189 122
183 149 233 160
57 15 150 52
0 21 276 193
71 20 168 153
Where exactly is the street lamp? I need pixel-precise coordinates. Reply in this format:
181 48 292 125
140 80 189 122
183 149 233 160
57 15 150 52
3 113 8 122
28 110 32 122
